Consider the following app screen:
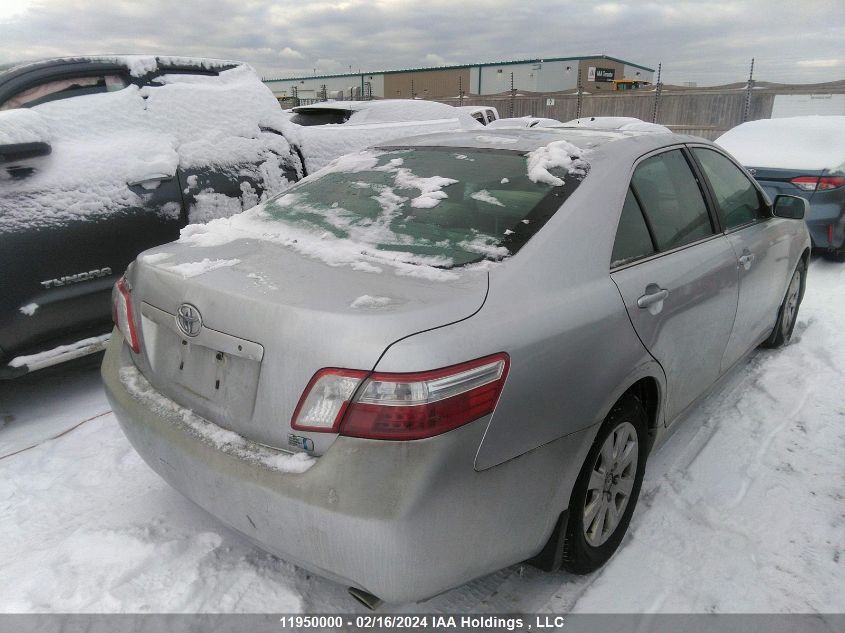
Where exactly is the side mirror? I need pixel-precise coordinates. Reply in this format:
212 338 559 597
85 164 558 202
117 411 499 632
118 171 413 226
0 141 52 164
773 194 808 220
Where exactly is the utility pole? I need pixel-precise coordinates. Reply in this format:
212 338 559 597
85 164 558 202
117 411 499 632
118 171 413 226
411 79 415 99
576 68 583 119
509 72 515 117
743 58 755 122
458 76 464 105
651 62 663 123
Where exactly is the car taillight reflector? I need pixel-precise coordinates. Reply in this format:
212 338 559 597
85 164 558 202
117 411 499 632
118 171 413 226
341 353 509 440
291 369 368 432
791 176 845 191
111 277 140 353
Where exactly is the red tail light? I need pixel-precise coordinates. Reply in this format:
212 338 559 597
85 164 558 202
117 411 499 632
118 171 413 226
291 353 510 440
818 176 845 190
791 176 845 192
112 277 140 353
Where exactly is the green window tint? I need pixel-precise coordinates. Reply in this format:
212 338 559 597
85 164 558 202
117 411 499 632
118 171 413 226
264 148 587 268
693 148 765 229
611 187 656 267
631 150 714 252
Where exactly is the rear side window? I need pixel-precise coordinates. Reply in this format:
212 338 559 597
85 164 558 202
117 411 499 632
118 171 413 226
631 149 714 251
692 148 766 229
1 74 128 110
611 188 655 267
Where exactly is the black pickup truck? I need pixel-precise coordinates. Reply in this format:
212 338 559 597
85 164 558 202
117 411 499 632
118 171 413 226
0 56 303 377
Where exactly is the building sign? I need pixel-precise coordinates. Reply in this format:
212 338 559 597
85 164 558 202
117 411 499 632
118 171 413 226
546 98 555 106
587 67 615 82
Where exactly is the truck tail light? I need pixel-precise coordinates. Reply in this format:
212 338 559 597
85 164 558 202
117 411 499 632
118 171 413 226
291 354 510 440
112 277 140 353
791 176 845 191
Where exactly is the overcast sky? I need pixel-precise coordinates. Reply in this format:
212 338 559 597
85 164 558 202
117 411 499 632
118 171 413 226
1 0 842 86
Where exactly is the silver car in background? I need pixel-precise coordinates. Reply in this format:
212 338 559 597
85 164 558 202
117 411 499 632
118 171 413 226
102 128 811 606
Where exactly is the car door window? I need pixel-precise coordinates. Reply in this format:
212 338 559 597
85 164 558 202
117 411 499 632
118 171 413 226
631 149 714 251
692 148 767 229
1 74 128 110
611 187 656 267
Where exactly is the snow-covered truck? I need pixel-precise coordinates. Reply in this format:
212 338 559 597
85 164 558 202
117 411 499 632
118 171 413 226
0 55 310 377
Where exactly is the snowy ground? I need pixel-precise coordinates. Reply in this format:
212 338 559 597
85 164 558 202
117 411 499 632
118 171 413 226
0 257 843 614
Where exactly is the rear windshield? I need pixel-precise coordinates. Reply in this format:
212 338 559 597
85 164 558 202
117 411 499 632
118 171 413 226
263 148 587 268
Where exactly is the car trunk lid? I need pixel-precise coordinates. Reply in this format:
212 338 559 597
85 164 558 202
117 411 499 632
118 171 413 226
128 238 488 456
748 166 825 202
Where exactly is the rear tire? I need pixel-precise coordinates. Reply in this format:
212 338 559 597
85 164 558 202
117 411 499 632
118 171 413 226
762 259 806 349
562 395 648 574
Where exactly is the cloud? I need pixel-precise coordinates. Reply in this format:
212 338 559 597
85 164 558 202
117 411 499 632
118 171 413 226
796 59 842 68
0 0 842 86
279 47 304 60
423 53 448 67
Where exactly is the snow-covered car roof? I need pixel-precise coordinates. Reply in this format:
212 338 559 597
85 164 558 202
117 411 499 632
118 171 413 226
291 99 479 126
716 115 845 171
561 117 672 134
486 117 562 129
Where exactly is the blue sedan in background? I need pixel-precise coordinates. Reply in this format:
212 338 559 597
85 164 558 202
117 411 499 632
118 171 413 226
717 116 845 261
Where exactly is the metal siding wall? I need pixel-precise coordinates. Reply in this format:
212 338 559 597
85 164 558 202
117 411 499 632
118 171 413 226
384 68 470 99
536 60 579 92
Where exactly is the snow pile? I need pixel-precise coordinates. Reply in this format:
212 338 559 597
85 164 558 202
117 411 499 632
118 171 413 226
393 167 457 208
118 365 314 474
526 139 586 186
18 303 38 316
0 108 51 145
470 189 504 206
716 116 845 170
162 258 241 278
350 295 393 309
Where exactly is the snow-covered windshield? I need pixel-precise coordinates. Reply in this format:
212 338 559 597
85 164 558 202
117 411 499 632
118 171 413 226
262 148 587 268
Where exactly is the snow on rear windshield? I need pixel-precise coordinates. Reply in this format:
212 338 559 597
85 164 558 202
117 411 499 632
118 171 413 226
262 147 588 268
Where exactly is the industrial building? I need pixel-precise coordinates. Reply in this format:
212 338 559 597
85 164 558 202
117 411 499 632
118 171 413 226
264 55 654 101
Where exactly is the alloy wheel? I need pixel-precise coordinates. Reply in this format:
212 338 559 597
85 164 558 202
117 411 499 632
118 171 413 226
583 421 639 548
782 270 801 338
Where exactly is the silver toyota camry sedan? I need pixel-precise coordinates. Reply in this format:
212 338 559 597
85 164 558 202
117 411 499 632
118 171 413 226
101 127 811 606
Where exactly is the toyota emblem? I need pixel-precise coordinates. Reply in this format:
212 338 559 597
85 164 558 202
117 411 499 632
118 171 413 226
176 303 202 337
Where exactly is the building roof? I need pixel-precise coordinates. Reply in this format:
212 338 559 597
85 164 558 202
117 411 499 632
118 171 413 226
264 55 654 82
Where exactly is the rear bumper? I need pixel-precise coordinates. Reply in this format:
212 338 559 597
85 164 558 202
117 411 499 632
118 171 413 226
101 332 592 603
806 201 845 250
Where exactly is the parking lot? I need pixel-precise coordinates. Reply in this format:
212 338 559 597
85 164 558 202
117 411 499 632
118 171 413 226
1 256 842 614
